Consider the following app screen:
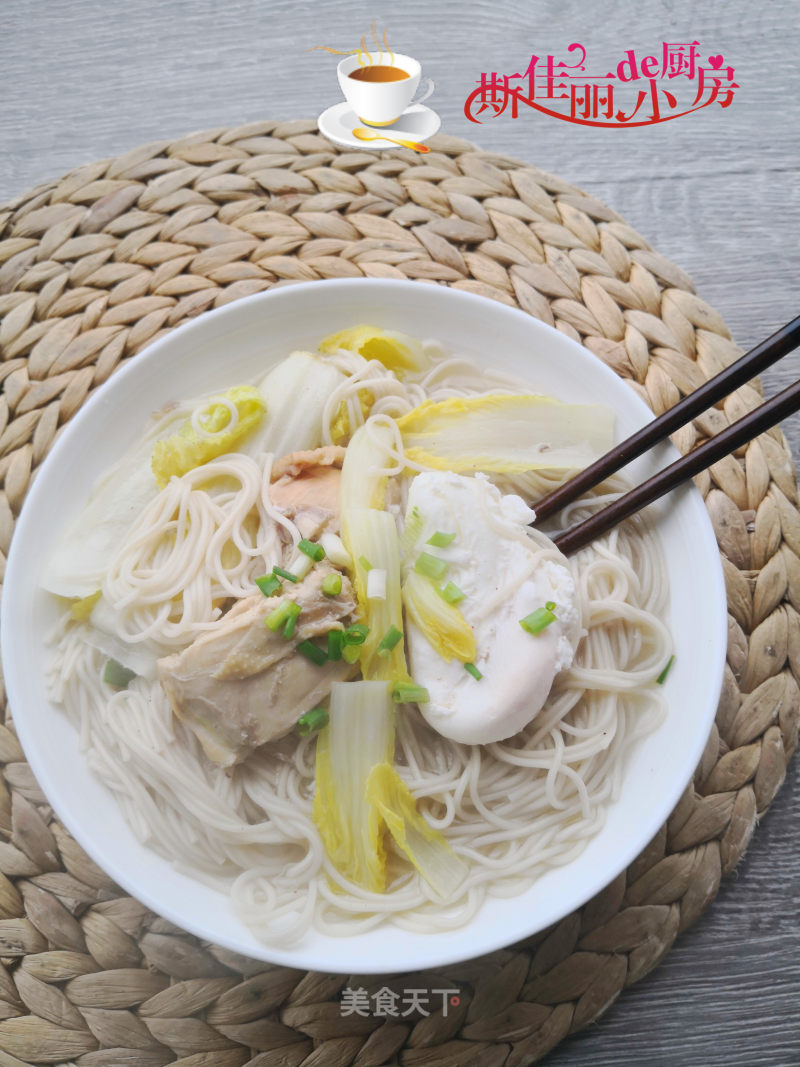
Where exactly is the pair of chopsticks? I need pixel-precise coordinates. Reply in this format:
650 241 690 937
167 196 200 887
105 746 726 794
535 315 800 555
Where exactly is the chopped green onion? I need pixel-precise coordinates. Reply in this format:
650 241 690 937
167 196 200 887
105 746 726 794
438 581 465 605
289 551 314 580
392 682 430 704
342 643 362 664
320 532 351 568
343 623 369 646
656 655 675 685
298 538 325 562
103 659 137 689
464 662 483 681
321 572 343 597
282 602 302 640
265 600 294 631
296 707 329 737
520 606 557 635
297 640 327 666
545 601 555 611
358 555 373 572
414 551 448 581
273 566 299 583
376 625 403 657
427 531 455 547
367 568 387 601
327 630 343 661
255 574 282 598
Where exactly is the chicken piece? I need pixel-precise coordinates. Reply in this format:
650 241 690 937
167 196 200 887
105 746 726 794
158 565 356 767
270 446 345 538
271 445 345 483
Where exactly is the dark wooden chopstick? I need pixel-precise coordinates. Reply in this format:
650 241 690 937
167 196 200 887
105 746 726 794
553 375 800 555
533 315 800 524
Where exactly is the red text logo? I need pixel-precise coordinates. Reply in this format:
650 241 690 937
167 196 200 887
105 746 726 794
464 42 738 127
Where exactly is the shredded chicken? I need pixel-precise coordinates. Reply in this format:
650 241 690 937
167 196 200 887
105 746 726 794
158 565 356 767
270 446 344 538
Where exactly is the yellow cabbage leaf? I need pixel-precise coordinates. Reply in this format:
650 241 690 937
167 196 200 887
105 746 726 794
151 386 265 488
319 325 426 373
401 570 476 663
313 681 395 892
365 762 467 899
251 352 346 456
338 422 412 686
396 394 615 474
343 509 411 685
70 590 101 621
330 388 374 445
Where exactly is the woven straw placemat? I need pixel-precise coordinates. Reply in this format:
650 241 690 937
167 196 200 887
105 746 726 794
0 119 797 1067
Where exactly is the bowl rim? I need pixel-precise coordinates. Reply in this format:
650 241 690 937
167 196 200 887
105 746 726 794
0 277 728 973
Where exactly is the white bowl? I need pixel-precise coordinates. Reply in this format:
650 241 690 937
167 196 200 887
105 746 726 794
1 279 727 973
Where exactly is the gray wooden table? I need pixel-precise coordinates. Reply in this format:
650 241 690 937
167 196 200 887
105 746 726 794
2 1 798 1063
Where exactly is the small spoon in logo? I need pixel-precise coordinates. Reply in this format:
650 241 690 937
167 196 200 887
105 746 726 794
352 127 430 152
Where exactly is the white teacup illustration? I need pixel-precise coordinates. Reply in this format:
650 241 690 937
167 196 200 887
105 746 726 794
337 52 434 127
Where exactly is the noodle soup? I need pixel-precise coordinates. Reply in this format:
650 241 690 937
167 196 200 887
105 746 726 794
42 324 672 945
3 279 726 971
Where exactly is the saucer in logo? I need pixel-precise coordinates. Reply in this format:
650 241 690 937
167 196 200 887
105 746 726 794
318 102 441 150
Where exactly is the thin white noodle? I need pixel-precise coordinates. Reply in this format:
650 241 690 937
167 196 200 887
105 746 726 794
190 396 239 439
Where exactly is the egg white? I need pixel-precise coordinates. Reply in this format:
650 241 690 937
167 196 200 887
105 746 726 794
403 472 579 745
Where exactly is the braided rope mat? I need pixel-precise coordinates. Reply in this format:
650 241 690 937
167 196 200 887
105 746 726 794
0 118 797 1067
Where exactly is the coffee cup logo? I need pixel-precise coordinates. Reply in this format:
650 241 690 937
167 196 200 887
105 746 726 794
313 24 440 152
338 52 434 127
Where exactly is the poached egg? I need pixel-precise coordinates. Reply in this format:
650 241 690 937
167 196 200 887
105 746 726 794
402 471 579 745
